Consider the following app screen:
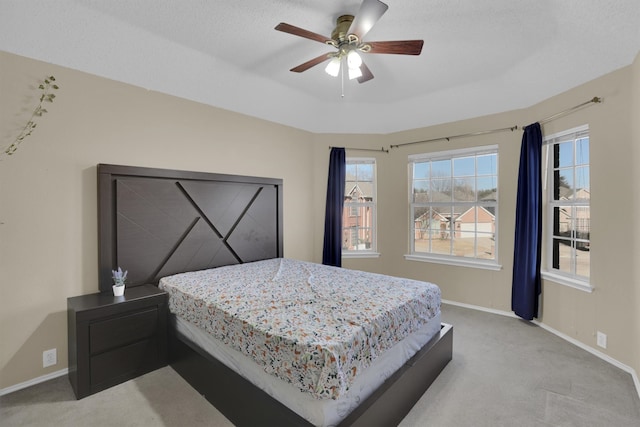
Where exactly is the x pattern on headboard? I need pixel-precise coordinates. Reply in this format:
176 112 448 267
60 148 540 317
98 164 283 292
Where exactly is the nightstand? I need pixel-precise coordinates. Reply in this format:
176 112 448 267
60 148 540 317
67 284 168 399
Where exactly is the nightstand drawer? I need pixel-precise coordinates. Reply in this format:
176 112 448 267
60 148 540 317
90 339 157 387
90 307 158 355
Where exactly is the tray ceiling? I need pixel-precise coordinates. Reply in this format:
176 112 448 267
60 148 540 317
1 0 639 133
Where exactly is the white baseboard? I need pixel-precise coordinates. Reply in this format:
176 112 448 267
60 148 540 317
441 299 640 401
0 368 68 397
3 301 640 403
442 299 519 319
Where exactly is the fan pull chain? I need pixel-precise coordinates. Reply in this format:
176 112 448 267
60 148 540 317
341 57 345 98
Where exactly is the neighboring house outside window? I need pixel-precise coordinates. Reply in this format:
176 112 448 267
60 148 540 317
542 125 591 291
407 145 499 270
343 158 378 257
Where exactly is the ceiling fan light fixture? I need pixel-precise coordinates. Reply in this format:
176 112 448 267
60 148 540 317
275 0 423 85
325 56 341 77
347 50 362 68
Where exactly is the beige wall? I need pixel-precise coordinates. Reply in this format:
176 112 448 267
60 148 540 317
535 65 635 371
2 48 638 391
332 65 639 376
632 52 640 378
0 51 317 389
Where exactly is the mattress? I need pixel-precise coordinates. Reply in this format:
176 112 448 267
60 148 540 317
159 259 441 419
173 310 441 426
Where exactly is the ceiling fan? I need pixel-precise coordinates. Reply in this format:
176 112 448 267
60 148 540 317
275 0 423 83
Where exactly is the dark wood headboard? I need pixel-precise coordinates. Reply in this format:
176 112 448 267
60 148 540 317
97 164 283 293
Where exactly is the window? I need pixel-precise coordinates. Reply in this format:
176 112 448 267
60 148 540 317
343 158 377 256
408 146 499 269
543 125 590 290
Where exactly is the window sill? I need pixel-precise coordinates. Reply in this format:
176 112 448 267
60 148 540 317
404 254 502 271
541 271 593 293
342 251 381 259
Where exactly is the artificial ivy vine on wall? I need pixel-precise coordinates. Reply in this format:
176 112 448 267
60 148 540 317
2 75 59 159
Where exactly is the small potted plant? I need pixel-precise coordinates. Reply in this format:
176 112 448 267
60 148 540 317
111 267 127 296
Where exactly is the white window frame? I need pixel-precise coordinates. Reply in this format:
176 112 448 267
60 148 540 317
406 145 501 270
343 157 379 258
542 125 592 292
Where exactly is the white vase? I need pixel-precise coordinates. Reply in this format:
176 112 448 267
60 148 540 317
112 285 125 296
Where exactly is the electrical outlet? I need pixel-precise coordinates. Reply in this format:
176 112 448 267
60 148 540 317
596 331 607 349
43 348 57 368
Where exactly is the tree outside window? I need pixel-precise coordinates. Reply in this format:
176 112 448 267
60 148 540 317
409 146 498 265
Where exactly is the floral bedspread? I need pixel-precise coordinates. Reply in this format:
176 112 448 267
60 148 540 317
158 258 440 400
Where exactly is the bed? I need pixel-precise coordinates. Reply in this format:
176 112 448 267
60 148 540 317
97 163 452 427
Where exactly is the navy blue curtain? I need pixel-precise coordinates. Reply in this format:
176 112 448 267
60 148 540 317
512 123 543 320
322 147 346 267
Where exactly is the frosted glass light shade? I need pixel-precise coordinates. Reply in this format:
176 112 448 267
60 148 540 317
347 50 362 68
325 57 341 77
348 65 362 80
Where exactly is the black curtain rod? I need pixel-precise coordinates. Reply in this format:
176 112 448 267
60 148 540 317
534 97 602 126
390 126 518 149
332 97 601 152
391 96 602 149
329 146 389 153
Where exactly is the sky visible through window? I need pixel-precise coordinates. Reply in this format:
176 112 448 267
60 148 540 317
346 163 374 182
413 154 497 198
557 137 589 192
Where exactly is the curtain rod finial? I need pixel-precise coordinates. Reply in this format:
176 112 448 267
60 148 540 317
592 96 602 103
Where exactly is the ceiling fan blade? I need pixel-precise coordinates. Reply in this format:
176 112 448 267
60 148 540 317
357 61 374 83
275 23 330 44
367 40 424 55
348 0 389 40
290 53 332 73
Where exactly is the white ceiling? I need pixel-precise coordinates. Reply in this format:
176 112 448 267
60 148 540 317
2 0 639 134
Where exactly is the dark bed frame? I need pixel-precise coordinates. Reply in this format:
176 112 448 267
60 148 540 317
97 163 453 426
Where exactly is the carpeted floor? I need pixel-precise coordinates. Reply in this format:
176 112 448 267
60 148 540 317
1 304 639 426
